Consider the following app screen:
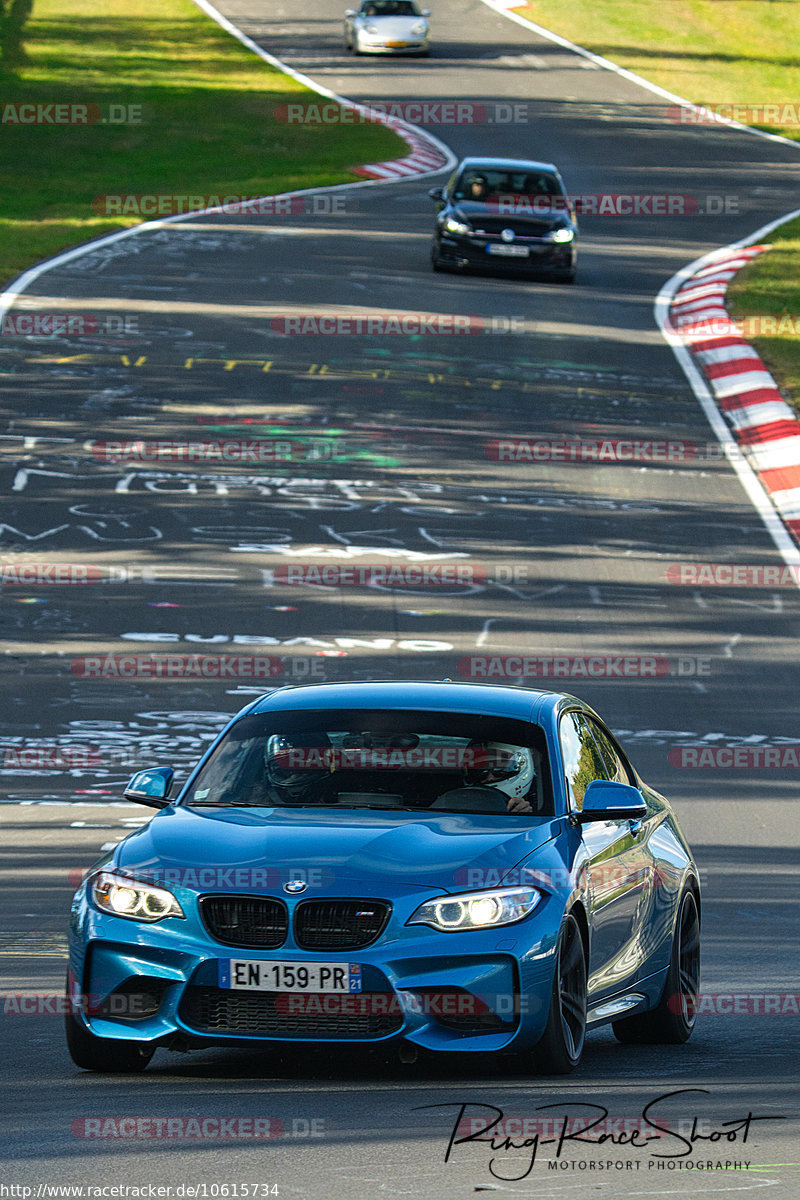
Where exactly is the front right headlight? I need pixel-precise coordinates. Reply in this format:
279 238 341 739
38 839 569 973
92 871 185 923
407 886 541 932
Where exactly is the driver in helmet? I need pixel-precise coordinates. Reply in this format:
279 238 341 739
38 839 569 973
264 732 332 804
466 173 489 201
465 741 536 813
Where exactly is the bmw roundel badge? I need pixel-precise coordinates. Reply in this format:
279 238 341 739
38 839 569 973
284 879 307 894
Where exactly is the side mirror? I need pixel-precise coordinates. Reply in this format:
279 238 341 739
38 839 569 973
428 186 444 202
422 8 432 14
124 766 174 809
577 780 646 823
345 8 356 14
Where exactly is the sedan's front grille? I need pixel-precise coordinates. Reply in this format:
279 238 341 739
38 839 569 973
180 986 402 1039
200 895 288 949
294 900 390 950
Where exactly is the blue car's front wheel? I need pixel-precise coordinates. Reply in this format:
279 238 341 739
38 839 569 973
531 911 587 1074
65 975 155 1073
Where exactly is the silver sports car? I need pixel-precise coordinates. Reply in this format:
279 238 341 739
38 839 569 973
344 0 431 55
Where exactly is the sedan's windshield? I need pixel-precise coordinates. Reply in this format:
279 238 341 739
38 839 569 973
453 169 566 210
360 1 420 15
183 709 553 816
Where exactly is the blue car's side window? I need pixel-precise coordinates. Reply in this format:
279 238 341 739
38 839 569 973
558 711 610 813
584 720 632 786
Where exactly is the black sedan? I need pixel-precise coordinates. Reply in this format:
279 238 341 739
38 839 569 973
429 156 578 282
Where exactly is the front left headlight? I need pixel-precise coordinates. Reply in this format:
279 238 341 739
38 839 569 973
444 216 471 236
547 227 574 243
91 871 185 923
407 886 541 932
411 20 428 33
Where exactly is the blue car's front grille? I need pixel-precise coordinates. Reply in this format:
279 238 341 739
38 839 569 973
294 900 390 950
200 895 289 949
180 985 402 1039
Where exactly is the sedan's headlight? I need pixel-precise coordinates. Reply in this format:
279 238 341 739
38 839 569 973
411 20 428 33
547 227 574 243
92 871 185 922
407 886 540 932
364 23 379 32
444 216 471 236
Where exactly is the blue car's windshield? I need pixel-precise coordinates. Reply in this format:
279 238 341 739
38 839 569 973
183 709 553 816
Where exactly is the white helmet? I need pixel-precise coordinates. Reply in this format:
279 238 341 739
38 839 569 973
466 741 537 800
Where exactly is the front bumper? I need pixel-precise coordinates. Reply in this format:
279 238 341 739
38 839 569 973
438 234 575 274
68 888 562 1055
356 39 429 54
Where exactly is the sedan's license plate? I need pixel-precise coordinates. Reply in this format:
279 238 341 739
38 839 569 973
487 244 529 257
386 40 408 47
219 959 362 993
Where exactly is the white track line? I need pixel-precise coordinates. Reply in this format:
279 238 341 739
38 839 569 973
0 0 456 323
479 1 800 568
478 0 800 150
655 214 800 581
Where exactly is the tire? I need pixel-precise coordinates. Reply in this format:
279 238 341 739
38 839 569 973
531 912 587 1074
65 1009 155 1073
613 887 700 1045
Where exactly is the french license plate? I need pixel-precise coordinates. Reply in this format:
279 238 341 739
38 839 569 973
487 244 529 257
219 959 362 993
386 41 408 46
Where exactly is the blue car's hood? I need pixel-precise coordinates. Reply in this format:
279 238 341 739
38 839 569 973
114 806 560 895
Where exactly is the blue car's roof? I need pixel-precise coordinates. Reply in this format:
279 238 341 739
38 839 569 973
250 680 565 723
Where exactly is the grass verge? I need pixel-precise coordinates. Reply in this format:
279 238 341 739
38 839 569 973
726 218 800 417
514 1 800 140
0 0 406 289
513 0 800 414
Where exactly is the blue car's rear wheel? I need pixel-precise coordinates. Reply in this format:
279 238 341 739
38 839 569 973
613 887 700 1044
531 911 587 1074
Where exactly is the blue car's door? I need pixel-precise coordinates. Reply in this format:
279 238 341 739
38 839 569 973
558 711 652 1002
